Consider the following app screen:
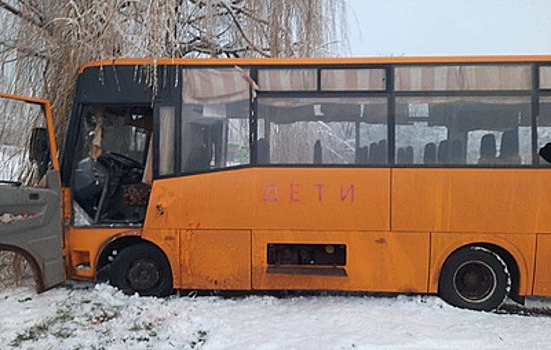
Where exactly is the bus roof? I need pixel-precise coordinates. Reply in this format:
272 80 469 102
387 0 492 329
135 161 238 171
78 55 551 74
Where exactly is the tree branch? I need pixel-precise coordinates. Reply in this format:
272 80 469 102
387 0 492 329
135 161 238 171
0 39 47 60
0 0 44 29
219 1 271 57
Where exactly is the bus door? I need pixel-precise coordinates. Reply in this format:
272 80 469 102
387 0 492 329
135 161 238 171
0 93 64 292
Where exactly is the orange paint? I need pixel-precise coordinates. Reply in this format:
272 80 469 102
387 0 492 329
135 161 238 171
63 165 551 296
65 227 141 279
392 168 551 234
252 230 429 292
533 235 551 295
78 55 551 74
60 57 551 298
179 230 251 290
144 168 390 231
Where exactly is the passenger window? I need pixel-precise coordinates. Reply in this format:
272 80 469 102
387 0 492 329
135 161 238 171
538 96 551 165
257 97 388 165
395 97 532 165
181 68 251 173
258 69 317 91
540 67 551 90
395 65 532 91
321 69 386 91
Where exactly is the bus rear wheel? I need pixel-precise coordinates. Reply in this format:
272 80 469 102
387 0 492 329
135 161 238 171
109 242 173 297
438 246 510 311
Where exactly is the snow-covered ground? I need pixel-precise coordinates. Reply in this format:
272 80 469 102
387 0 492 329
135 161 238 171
2 283 551 349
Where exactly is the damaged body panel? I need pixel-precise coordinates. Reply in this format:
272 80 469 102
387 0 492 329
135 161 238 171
0 171 64 290
0 93 64 292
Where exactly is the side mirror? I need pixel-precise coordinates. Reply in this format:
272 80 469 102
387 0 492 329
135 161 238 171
539 142 551 164
30 127 50 163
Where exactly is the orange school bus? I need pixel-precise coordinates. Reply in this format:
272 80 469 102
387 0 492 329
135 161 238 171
4 56 551 311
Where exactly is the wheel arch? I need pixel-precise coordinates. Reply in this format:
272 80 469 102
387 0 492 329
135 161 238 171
0 244 45 292
95 236 161 281
430 232 535 300
108 240 173 296
437 242 522 303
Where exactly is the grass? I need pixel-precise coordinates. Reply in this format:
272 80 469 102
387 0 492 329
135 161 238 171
10 320 51 346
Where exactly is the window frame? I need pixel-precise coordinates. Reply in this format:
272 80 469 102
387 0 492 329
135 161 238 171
394 63 533 92
392 62 538 168
535 63 551 166
252 64 392 167
153 60 551 178
157 65 255 179
255 95 390 166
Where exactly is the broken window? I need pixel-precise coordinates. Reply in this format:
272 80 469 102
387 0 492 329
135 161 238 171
0 97 49 186
72 105 152 226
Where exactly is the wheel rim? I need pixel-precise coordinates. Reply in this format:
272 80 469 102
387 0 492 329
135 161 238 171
452 260 497 303
127 259 161 292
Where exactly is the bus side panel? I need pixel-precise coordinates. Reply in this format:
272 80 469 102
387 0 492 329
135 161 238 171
429 232 536 295
66 227 141 280
179 229 251 290
144 170 256 231
392 168 551 234
533 234 551 296
251 230 430 293
254 168 390 231
144 168 390 232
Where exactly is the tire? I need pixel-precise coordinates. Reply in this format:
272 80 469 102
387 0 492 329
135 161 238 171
438 246 511 311
109 242 173 297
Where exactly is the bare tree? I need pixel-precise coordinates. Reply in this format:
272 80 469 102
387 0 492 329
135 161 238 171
0 0 347 145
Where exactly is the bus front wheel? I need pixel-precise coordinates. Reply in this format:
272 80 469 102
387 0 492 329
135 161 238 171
109 242 173 297
438 246 510 311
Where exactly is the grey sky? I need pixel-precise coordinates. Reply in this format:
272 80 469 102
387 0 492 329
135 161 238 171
346 0 551 56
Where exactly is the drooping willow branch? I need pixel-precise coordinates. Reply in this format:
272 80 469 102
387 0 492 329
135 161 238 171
0 0 347 148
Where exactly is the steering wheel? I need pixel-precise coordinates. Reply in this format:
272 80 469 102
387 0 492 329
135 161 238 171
100 151 144 170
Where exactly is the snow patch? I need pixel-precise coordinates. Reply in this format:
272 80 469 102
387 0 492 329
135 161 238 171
2 284 551 349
